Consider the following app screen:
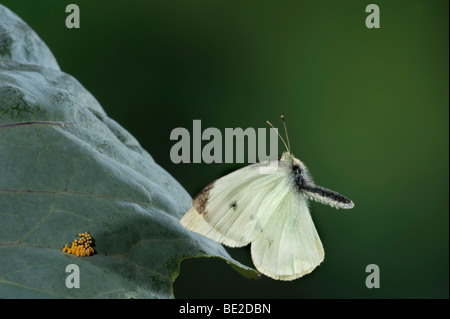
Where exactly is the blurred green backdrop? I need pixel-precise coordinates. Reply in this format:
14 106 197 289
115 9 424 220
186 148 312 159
1 0 448 298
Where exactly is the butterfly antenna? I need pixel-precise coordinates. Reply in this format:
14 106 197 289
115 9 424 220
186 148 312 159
266 120 290 153
281 115 291 153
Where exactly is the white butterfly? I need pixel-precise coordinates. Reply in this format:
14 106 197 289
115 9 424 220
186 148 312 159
180 116 354 281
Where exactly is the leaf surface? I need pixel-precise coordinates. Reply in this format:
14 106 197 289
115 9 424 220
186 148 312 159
0 5 257 299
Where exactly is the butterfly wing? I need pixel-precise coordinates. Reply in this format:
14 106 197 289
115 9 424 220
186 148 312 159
251 192 324 280
180 161 293 247
180 206 243 247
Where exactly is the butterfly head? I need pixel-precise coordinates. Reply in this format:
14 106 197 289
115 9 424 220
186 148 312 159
281 152 302 167
280 151 295 163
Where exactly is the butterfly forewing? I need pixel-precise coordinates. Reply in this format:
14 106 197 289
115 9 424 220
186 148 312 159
181 161 293 247
180 206 244 247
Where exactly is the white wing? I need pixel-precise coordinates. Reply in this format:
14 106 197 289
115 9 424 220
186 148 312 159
251 192 324 280
180 207 243 247
180 161 293 247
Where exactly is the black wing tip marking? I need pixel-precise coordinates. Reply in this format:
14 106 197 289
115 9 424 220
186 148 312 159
193 181 215 216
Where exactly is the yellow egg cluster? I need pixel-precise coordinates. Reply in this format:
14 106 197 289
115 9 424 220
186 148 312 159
62 232 95 257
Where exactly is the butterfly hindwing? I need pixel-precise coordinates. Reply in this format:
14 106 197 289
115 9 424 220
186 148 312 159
251 192 324 280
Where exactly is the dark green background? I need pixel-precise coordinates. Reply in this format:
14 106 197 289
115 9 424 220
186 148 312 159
1 0 448 298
